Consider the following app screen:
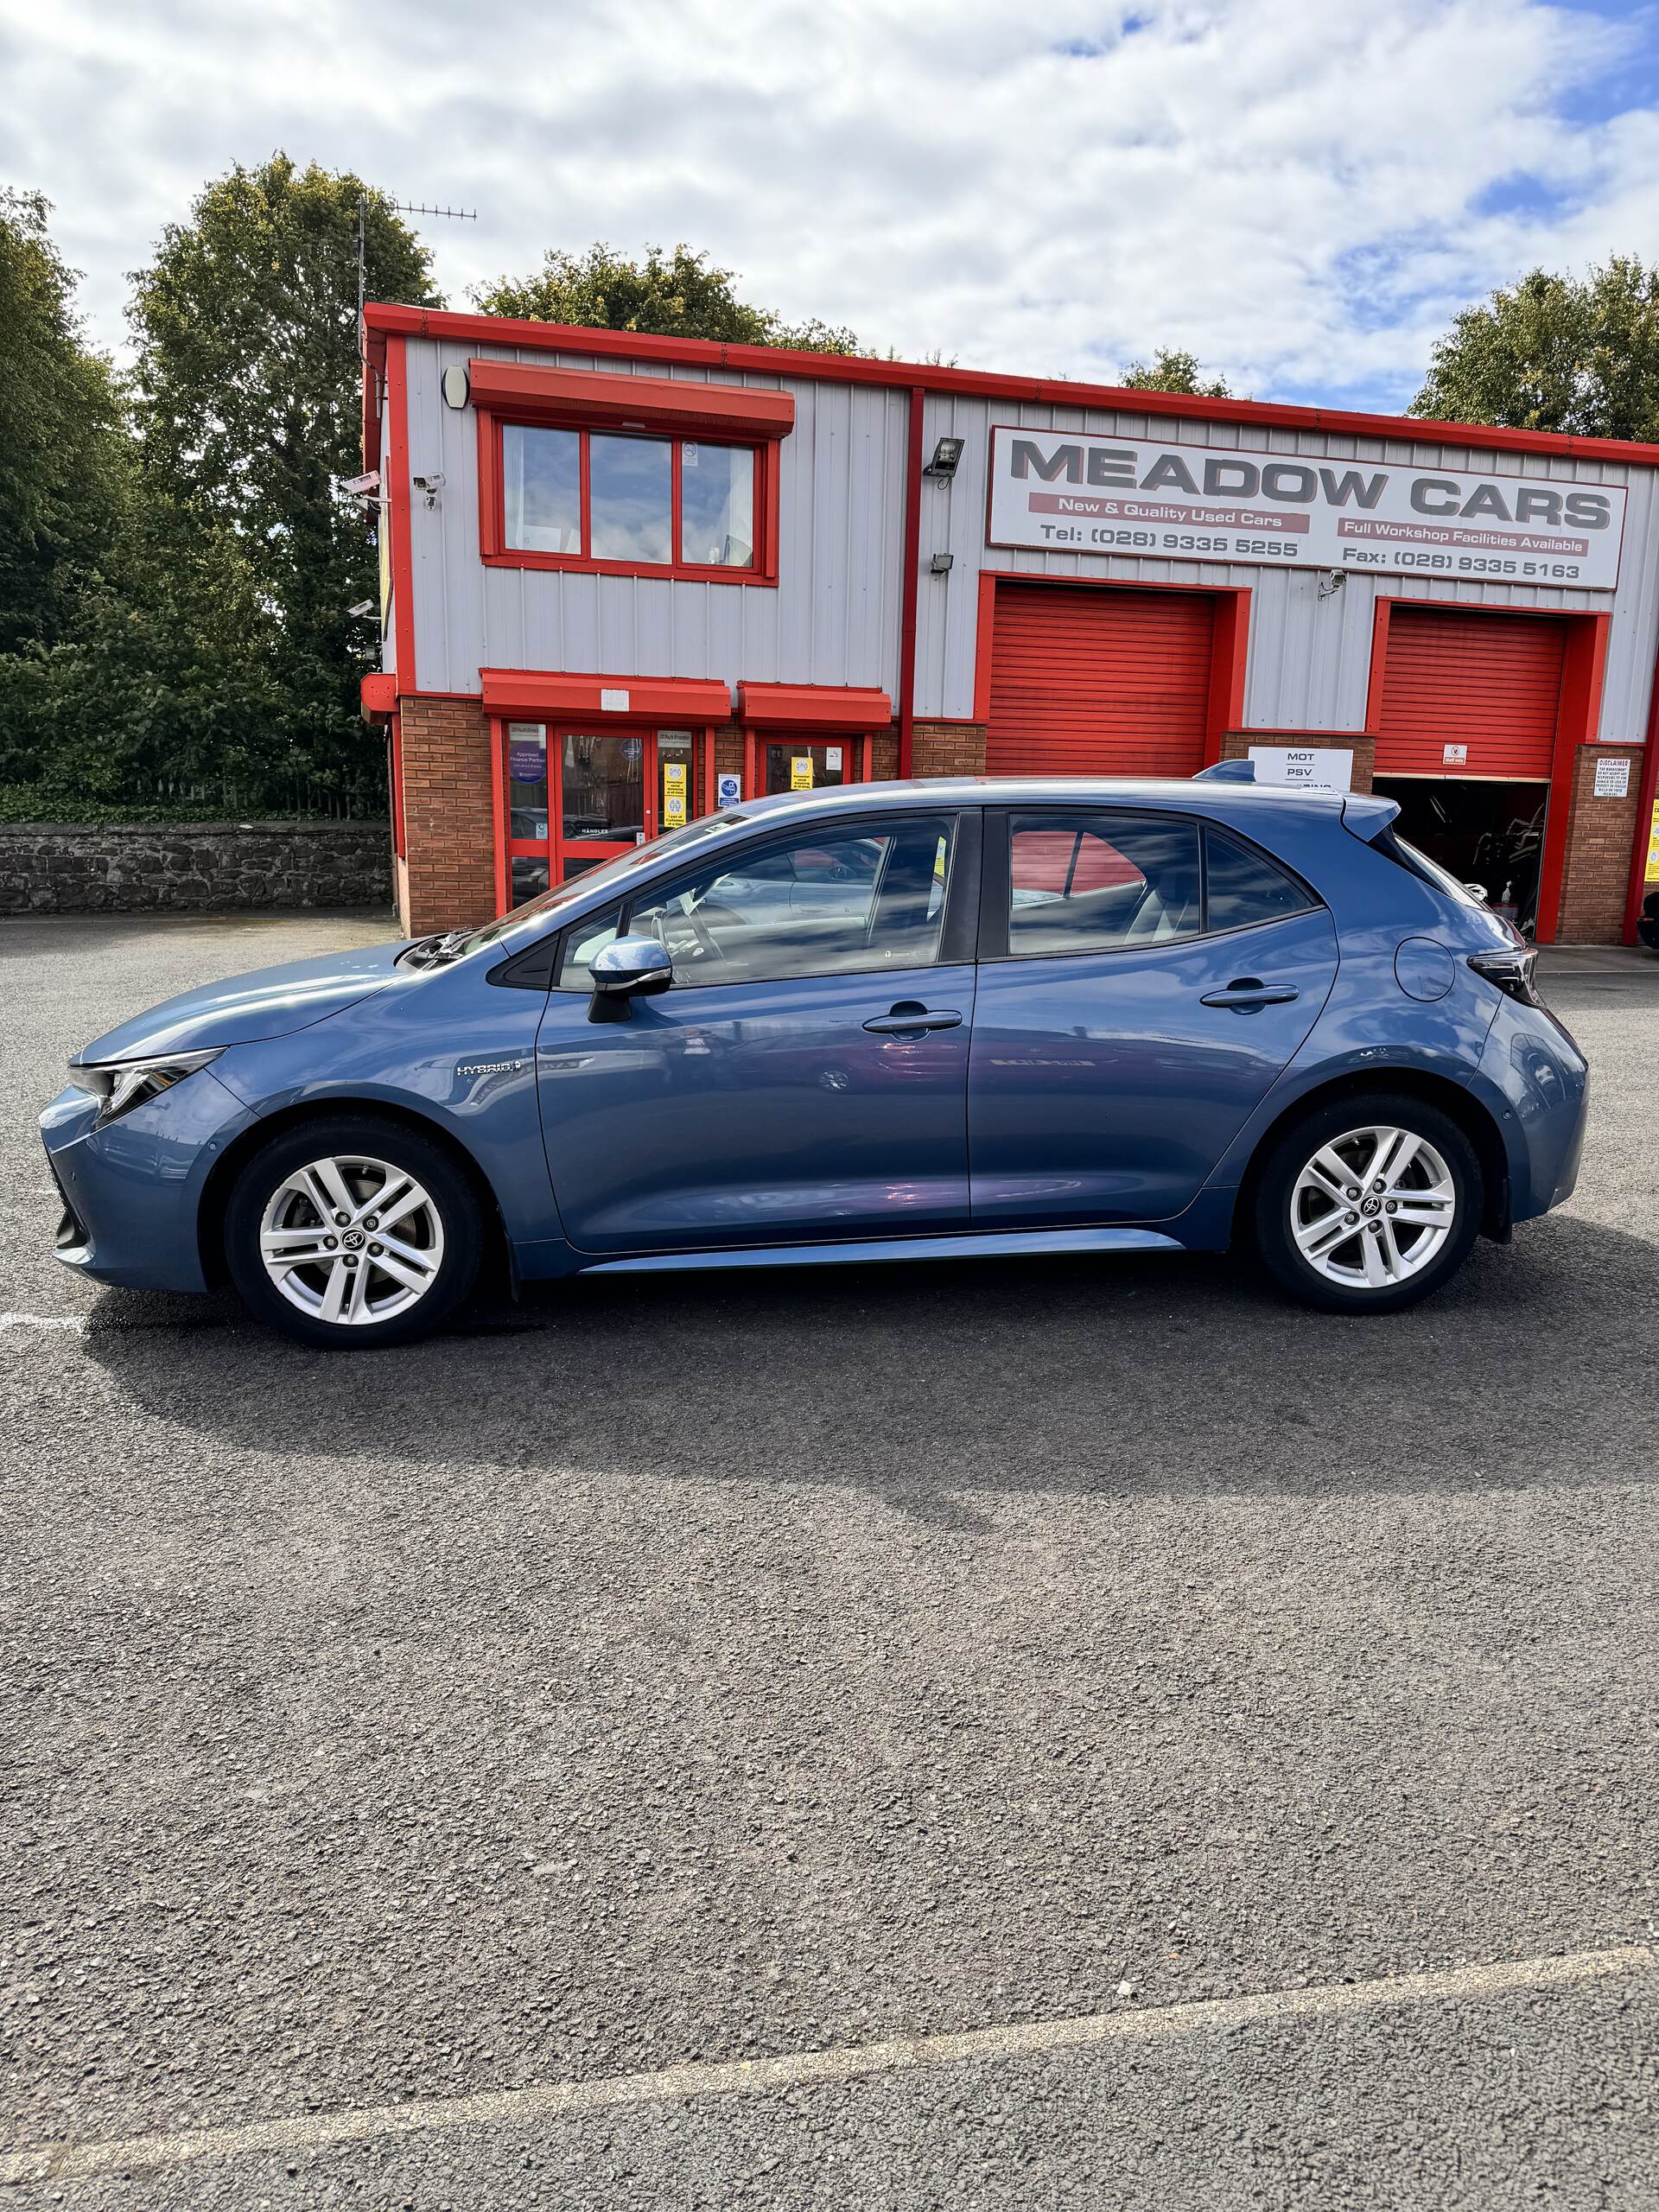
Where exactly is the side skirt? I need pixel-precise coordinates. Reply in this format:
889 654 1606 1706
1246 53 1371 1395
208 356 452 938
575 1226 1186 1277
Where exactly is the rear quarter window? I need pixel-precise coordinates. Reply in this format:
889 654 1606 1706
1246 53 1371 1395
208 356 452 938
1203 827 1319 931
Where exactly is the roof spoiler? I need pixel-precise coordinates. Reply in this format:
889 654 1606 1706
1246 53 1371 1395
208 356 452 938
1191 759 1255 783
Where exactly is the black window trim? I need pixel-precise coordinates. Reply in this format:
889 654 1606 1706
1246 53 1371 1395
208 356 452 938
547 806 981 994
979 804 1325 965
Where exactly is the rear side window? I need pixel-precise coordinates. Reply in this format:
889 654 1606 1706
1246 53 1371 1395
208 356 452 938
1203 828 1317 931
1008 814 1201 954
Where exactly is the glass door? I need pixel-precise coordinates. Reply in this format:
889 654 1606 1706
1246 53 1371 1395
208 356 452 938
764 740 854 796
556 729 651 881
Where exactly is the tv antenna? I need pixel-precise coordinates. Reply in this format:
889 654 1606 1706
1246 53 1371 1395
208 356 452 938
355 195 478 342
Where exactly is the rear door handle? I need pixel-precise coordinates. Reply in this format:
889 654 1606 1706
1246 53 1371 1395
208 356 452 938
1200 977 1300 1013
862 1003 963 1034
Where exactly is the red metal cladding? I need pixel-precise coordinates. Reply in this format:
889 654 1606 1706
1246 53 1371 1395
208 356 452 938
467 359 796 442
1376 607 1567 779
735 683 892 731
985 584 1217 779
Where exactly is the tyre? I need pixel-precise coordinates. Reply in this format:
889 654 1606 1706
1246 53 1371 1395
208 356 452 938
224 1116 483 1347
1251 1090 1483 1314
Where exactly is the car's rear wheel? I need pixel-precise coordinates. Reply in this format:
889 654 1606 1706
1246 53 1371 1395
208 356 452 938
225 1116 482 1347
1252 1091 1483 1313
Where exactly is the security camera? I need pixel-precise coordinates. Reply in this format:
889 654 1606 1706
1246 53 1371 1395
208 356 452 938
340 470 380 497
346 599 376 619
412 473 445 506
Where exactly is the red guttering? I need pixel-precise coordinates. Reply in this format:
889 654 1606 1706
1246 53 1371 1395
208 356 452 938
364 302 1659 470
734 683 892 730
467 359 795 440
480 669 732 722
1623 641 1659 944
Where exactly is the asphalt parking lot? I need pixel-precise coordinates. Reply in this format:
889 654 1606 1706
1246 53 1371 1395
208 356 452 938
3 910 1657 2208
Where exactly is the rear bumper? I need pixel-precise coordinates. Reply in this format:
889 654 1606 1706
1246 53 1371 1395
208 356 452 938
1478 999 1590 1224
38 1067 254 1293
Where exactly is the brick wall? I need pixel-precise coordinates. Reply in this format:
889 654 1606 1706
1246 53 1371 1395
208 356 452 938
1556 745 1643 945
912 724 987 778
399 695 495 934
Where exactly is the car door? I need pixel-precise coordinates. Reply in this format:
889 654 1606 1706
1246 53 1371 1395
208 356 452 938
536 809 978 1253
969 807 1338 1225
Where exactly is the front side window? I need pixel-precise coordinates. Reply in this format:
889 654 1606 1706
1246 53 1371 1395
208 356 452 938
1009 814 1201 955
623 817 954 988
499 423 759 572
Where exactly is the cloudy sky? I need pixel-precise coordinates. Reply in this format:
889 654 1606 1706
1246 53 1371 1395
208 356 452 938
3 0 1656 410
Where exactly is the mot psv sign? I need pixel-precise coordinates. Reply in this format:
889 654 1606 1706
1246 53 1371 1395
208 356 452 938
987 427 1627 591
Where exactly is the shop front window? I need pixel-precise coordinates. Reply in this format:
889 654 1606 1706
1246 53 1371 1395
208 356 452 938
562 732 645 847
505 722 549 841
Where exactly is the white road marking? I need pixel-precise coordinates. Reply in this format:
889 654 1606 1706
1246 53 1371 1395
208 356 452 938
0 1313 86 1332
2 1942 1650 2186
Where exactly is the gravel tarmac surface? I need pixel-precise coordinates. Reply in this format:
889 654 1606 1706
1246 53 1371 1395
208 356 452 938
2 915 1656 2207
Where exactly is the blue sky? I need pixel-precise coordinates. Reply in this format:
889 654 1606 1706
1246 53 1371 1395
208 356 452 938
2 0 1657 412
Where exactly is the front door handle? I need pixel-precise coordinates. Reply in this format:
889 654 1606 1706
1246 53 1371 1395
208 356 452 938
862 1002 963 1034
1200 976 1300 1013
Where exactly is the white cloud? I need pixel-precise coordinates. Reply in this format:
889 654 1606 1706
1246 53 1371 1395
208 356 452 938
2 0 1656 404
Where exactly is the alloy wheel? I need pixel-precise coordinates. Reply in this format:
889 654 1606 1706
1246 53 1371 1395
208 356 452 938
258 1154 445 1326
1288 1123 1458 1291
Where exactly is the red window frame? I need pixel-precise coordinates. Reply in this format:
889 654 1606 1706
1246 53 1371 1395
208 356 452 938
480 414 779 585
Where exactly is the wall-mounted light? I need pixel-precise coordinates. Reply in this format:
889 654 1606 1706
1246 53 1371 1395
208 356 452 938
930 552 955 575
441 365 470 410
925 436 964 480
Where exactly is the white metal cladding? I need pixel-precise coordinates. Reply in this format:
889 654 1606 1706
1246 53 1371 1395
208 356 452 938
400 338 910 701
914 391 1659 743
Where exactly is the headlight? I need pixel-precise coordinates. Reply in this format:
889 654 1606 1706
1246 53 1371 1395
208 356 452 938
67 1047 224 1127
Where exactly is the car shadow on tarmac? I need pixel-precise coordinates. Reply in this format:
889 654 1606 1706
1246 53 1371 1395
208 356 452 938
75 1205 1656 1516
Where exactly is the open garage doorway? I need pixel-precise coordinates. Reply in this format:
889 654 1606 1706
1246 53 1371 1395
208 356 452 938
1374 776 1548 938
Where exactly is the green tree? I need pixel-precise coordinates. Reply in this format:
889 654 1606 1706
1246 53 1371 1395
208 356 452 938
126 156 438 781
472 241 861 354
1411 258 1659 440
1118 346 1233 399
0 496 289 812
0 190 128 657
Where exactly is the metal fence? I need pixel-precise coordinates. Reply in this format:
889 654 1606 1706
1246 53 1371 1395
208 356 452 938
132 772 386 820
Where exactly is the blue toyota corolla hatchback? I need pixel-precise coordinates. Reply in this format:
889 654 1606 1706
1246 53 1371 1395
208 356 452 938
40 776 1588 1347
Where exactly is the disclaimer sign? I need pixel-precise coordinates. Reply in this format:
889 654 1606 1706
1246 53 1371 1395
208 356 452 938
988 428 1626 590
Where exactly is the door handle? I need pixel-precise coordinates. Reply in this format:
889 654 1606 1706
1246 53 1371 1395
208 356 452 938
862 1002 963 1034
1199 976 1300 1013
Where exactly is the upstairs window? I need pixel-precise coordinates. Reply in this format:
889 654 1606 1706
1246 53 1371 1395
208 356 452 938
500 423 758 574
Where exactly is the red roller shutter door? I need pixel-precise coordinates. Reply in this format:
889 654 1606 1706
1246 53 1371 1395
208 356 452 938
1376 607 1565 778
986 585 1216 777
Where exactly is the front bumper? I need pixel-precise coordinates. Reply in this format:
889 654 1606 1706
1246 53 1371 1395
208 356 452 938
39 1065 254 1293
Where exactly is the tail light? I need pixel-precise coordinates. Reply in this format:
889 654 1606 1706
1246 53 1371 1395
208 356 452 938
1467 948 1544 1007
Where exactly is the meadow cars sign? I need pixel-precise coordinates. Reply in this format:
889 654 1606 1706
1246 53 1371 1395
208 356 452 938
987 427 1626 590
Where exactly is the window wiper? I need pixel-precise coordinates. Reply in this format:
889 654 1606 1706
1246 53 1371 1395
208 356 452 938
398 928 474 969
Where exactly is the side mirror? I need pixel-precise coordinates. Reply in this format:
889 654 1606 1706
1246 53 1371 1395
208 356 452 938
588 936 673 1021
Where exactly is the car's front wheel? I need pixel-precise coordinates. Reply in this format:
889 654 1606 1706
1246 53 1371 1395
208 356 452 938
1252 1091 1483 1314
224 1116 482 1346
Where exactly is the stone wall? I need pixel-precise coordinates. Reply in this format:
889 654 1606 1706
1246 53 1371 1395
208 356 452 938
0 821 392 915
